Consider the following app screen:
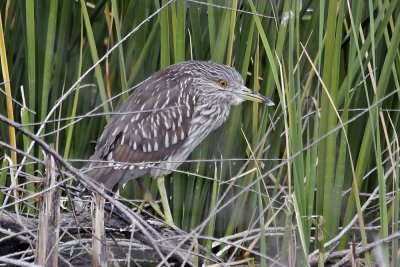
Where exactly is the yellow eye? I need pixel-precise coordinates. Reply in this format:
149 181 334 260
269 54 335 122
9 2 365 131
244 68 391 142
219 80 228 88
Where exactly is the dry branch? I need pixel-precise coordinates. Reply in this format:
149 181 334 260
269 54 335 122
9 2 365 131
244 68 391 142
91 192 107 267
0 206 222 266
0 113 222 266
35 154 60 266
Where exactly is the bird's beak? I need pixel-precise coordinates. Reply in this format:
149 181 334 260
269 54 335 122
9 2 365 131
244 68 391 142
240 85 275 106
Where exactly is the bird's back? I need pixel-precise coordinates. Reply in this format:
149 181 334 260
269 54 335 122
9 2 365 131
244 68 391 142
84 63 198 189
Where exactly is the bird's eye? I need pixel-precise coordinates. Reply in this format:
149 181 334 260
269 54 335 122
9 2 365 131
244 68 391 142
219 80 228 88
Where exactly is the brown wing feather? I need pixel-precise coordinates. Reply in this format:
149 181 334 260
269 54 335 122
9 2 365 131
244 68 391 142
84 70 196 190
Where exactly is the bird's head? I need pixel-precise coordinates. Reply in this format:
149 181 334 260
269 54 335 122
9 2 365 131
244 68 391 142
187 61 275 107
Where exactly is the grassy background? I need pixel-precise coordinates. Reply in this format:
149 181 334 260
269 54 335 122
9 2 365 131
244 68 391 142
0 0 399 265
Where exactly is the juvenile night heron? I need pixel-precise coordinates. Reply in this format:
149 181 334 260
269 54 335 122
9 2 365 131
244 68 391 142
85 61 274 226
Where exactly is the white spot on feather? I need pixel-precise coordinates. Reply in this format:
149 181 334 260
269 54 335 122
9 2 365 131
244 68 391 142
172 133 178 144
154 141 158 151
112 128 119 136
164 119 170 129
165 132 169 148
142 130 148 139
178 109 183 127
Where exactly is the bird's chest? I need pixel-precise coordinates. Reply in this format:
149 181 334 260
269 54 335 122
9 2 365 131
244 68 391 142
176 103 230 157
189 103 230 137
149 104 230 176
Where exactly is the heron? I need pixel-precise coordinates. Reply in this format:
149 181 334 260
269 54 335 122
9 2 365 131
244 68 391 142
84 61 274 227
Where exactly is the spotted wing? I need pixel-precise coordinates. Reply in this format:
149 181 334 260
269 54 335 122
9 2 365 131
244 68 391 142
84 73 196 190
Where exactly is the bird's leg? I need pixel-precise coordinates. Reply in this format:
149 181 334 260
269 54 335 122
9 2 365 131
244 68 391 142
136 178 165 219
156 176 175 228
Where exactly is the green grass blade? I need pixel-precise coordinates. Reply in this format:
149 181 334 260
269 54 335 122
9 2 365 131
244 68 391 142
40 0 58 124
79 0 110 121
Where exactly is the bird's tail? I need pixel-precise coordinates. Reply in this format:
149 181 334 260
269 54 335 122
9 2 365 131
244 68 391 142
81 160 146 193
81 163 121 192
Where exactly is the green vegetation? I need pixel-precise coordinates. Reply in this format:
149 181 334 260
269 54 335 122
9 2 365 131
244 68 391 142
0 1 399 265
